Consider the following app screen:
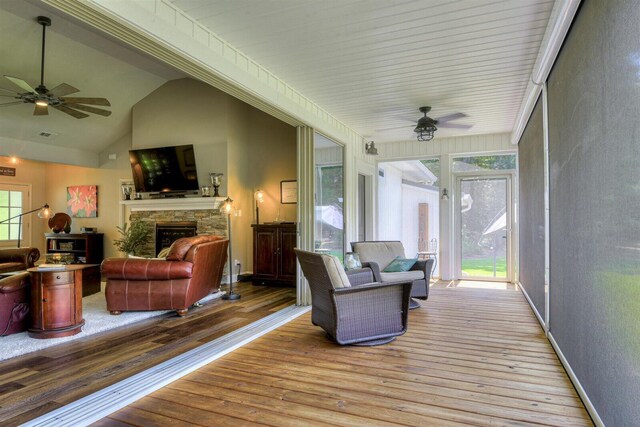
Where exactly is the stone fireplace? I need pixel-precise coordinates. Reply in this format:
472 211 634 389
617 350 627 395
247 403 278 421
123 198 227 258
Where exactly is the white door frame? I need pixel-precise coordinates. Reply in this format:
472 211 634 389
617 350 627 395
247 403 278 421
453 171 515 282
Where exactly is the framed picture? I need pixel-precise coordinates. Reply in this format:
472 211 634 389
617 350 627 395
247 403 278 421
67 185 98 217
280 180 297 204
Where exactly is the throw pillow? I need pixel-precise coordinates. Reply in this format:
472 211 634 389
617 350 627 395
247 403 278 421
383 256 418 273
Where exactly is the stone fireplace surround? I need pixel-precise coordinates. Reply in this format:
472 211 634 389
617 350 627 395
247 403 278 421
121 198 227 258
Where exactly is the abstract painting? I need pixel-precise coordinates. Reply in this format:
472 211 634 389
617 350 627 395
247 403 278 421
67 185 98 218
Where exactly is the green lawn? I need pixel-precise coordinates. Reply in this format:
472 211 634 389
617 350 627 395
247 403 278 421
461 257 507 277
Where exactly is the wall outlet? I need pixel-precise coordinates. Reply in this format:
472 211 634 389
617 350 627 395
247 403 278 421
234 259 241 266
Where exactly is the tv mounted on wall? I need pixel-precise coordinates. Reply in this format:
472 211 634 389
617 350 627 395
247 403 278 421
129 144 199 196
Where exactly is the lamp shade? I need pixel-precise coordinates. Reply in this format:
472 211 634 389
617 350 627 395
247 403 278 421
38 204 52 219
254 189 264 203
220 197 233 215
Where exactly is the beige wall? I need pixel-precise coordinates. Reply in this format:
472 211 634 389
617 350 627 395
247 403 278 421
132 78 229 194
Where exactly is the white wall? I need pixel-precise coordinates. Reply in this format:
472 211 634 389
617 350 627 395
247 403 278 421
377 164 403 241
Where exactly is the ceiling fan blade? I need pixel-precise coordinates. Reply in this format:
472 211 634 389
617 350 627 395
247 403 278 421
33 104 49 116
0 94 19 98
436 112 467 123
60 97 111 107
70 103 112 117
4 76 36 94
438 123 473 129
49 83 80 97
0 101 23 107
0 87 19 94
53 104 89 119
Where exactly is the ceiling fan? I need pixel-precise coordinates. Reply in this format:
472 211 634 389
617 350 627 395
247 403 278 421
413 106 471 141
0 16 111 119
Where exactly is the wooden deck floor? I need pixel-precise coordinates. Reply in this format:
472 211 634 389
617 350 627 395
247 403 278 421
96 283 593 426
0 281 296 425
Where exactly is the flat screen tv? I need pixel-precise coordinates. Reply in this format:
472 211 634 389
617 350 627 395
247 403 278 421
129 144 199 194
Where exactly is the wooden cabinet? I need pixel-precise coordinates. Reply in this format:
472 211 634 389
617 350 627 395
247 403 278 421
45 233 104 265
252 223 296 286
27 265 98 339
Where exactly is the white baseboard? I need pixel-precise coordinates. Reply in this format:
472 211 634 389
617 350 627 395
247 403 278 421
517 282 604 426
23 305 310 427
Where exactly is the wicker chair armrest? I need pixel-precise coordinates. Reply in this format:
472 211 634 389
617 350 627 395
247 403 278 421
345 267 374 286
411 259 433 273
360 261 382 282
333 280 410 295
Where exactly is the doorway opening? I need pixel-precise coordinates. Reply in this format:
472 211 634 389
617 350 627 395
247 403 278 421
377 158 440 277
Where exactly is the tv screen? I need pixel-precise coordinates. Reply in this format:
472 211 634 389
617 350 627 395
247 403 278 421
129 145 199 194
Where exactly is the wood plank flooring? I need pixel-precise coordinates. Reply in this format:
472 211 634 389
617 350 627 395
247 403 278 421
97 283 593 426
0 281 295 425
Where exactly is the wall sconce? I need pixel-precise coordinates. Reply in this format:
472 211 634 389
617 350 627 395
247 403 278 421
365 141 378 155
254 189 264 224
441 188 449 201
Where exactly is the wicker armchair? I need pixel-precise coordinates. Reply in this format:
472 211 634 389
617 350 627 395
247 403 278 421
295 249 411 346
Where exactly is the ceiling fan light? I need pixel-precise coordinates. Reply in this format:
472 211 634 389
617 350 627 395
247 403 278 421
35 99 48 106
415 124 437 142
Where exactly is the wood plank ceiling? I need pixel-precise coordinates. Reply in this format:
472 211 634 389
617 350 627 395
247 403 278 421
169 0 554 142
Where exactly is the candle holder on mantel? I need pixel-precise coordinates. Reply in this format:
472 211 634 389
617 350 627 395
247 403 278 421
210 173 223 197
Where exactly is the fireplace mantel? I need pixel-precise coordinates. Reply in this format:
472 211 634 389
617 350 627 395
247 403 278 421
120 197 225 212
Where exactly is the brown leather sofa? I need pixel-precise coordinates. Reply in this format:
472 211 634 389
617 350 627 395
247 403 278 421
101 235 228 316
0 271 31 336
0 248 40 274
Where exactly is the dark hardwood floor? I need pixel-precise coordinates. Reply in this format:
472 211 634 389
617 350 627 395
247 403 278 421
0 281 296 425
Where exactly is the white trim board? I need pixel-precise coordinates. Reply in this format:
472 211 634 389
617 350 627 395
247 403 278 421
517 282 545 328
23 305 310 427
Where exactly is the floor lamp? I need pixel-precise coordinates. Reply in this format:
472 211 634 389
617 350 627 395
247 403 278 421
221 197 240 300
0 204 51 248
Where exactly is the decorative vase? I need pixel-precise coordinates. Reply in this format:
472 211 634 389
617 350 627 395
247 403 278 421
64 221 71 233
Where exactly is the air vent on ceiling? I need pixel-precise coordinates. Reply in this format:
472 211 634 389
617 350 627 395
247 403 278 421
38 131 58 138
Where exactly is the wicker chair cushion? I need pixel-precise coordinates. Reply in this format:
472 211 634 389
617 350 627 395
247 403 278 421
320 254 351 288
380 270 424 283
352 241 405 270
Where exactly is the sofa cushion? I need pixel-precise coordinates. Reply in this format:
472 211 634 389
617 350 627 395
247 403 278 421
352 241 405 270
380 270 424 283
320 254 351 288
383 256 418 272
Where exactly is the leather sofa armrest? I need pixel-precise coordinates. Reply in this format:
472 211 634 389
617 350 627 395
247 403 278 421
361 261 382 282
0 272 31 294
101 258 193 280
0 248 40 268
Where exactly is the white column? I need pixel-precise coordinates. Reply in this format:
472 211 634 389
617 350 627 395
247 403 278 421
296 126 315 306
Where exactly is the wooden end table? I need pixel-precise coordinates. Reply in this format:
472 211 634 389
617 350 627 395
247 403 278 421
27 264 99 339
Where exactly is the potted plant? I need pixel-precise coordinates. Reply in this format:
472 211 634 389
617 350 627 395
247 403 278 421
114 219 151 256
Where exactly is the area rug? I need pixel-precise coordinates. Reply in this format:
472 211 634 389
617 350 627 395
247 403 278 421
0 285 225 361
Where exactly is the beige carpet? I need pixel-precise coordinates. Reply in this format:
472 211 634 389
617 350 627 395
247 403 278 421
0 284 224 361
